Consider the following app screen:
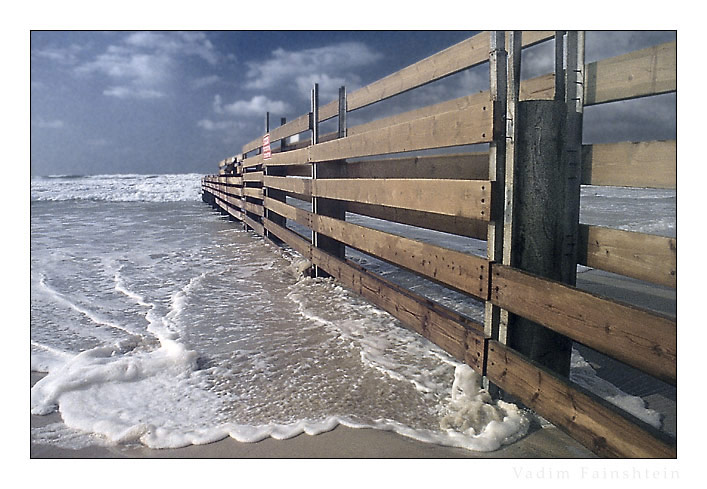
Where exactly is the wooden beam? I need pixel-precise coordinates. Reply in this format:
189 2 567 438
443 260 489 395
340 153 489 180
313 178 492 221
486 341 676 458
578 224 676 288
490 264 676 385
344 201 488 240
584 41 676 106
581 141 676 189
243 187 264 200
242 213 264 236
347 92 491 138
310 102 494 162
242 171 264 183
263 175 312 196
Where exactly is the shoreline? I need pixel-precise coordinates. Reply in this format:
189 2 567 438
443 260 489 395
30 371 594 459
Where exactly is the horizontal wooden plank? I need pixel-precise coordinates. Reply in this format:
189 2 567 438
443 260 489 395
345 201 488 240
214 195 244 221
490 264 676 385
243 200 264 217
341 153 489 180
263 147 310 168
578 224 676 288
348 91 491 138
310 102 494 162
581 141 676 188
314 179 492 221
519 73 555 100
316 213 489 300
242 171 264 183
584 41 676 106
486 341 676 458
243 187 264 200
242 213 264 236
263 175 312 196
264 197 489 300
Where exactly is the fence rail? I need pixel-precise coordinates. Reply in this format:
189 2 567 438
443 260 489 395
202 30 676 458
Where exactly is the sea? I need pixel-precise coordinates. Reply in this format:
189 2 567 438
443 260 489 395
29 173 677 453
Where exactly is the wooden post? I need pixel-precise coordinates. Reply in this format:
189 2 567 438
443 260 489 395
505 98 574 377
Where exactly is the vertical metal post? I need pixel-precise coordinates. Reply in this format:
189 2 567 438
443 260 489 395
502 31 522 271
280 117 287 152
338 86 347 138
265 111 270 133
561 31 585 286
310 83 320 276
483 31 507 393
554 31 566 102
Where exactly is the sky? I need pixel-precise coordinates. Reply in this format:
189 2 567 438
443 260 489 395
30 29 676 176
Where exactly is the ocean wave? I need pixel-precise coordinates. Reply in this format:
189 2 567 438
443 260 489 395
31 174 203 202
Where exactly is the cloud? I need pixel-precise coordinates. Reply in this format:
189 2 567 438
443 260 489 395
103 86 165 99
192 75 220 89
32 43 86 65
245 42 382 101
197 119 246 132
213 94 291 117
32 118 65 129
75 31 221 100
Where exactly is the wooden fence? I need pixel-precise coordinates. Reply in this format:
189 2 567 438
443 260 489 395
201 31 677 458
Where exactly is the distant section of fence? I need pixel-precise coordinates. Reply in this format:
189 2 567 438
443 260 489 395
202 31 677 458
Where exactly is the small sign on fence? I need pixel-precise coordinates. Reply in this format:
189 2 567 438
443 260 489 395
262 133 271 160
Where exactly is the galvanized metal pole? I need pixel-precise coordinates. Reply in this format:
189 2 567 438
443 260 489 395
554 31 566 102
311 83 321 276
483 31 507 394
338 86 347 139
561 31 585 286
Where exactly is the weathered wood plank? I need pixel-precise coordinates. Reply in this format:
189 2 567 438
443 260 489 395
242 213 264 236
242 200 264 217
317 212 489 299
486 341 676 458
242 171 264 183
584 41 676 106
243 187 264 200
347 92 491 138
263 147 310 168
577 224 676 288
313 179 492 221
519 73 555 100
490 264 676 384
345 202 488 240
340 153 489 180
310 102 494 162
263 176 313 196
581 141 676 189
